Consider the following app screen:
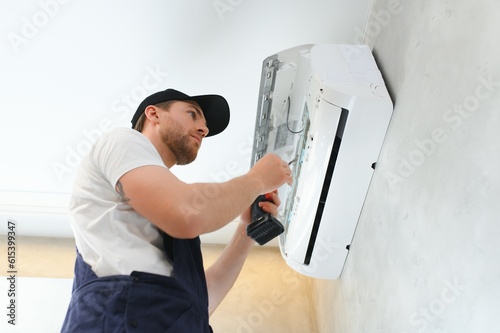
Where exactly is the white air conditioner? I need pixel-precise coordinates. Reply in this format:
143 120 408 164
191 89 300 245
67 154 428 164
251 44 393 279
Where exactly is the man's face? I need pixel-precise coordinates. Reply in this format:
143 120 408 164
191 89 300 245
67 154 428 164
158 101 208 165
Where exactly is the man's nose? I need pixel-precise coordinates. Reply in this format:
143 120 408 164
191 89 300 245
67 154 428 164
197 123 209 138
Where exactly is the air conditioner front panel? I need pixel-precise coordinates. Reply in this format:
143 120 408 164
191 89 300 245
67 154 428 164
283 100 342 265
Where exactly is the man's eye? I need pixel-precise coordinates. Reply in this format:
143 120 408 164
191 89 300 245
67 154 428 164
188 111 196 118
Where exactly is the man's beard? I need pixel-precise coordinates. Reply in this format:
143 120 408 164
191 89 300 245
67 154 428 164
160 118 199 165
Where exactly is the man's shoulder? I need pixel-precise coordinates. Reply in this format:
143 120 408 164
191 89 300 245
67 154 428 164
89 127 153 163
103 127 142 139
97 127 148 146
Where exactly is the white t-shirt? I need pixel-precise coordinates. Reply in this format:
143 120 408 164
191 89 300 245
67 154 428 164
69 127 174 277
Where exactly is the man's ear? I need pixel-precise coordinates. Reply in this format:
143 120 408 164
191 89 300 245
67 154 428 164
144 105 161 125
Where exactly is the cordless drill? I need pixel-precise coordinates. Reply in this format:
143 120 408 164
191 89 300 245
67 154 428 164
246 193 285 245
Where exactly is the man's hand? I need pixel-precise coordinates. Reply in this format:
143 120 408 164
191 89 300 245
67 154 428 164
240 190 281 225
248 154 293 195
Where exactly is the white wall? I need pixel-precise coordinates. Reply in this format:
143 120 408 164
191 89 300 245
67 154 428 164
0 0 372 239
312 0 500 332
0 277 73 333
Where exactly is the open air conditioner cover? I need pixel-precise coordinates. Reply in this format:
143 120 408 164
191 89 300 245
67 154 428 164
251 44 393 279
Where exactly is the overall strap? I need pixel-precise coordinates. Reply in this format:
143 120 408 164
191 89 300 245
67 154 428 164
161 231 209 306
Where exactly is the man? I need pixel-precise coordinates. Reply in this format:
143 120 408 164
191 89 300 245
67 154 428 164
61 88 292 332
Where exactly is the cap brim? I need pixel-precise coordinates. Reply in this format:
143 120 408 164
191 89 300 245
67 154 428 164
180 94 230 137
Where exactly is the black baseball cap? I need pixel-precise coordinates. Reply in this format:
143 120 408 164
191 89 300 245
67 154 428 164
131 88 230 137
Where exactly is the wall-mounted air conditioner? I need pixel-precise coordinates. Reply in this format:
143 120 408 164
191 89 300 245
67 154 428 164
251 44 393 279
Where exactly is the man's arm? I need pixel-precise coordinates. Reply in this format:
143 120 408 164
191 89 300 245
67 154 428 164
205 192 280 315
117 153 292 239
205 220 254 316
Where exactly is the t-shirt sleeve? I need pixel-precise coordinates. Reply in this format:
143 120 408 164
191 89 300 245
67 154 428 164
91 128 166 188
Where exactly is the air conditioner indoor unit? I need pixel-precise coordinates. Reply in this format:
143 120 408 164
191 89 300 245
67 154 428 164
251 44 393 279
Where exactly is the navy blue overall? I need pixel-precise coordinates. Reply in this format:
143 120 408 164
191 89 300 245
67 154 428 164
61 232 213 332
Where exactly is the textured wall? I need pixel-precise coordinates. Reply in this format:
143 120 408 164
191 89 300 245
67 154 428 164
312 0 500 332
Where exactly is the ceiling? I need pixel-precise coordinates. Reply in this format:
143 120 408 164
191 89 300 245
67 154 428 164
0 0 371 239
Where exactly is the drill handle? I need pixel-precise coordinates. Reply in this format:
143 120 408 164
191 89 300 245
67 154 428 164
247 193 284 245
251 194 272 222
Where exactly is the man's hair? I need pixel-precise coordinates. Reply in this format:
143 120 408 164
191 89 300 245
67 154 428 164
133 100 175 132
133 100 202 132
